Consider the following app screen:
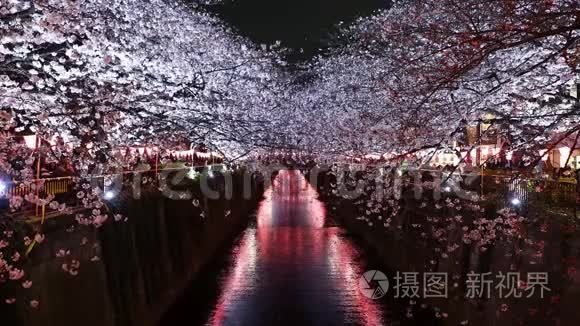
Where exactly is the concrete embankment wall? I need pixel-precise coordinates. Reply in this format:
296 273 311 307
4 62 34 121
3 170 264 326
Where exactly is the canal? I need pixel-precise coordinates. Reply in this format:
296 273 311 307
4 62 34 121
161 170 396 325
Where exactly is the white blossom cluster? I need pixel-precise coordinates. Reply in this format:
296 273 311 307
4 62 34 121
2 0 577 165
288 0 579 158
1 0 287 162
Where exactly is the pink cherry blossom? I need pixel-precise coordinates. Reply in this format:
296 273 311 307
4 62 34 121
9 268 25 280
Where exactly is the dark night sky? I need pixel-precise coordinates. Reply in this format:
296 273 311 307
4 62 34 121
206 0 389 62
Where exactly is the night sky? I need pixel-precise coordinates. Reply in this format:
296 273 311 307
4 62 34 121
206 0 389 62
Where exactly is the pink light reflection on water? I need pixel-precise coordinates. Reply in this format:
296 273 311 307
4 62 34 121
207 170 387 326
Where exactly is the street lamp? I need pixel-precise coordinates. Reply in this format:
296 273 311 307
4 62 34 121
104 190 116 200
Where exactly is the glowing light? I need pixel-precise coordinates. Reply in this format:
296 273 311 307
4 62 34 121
104 191 116 200
23 135 37 149
0 182 6 194
558 147 571 167
187 168 199 179
443 186 452 192
364 154 381 160
511 198 521 206
257 171 325 229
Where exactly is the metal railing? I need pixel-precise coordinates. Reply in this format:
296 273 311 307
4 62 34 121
1 164 228 220
2 177 74 197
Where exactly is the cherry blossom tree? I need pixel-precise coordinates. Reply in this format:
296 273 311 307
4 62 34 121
300 3 579 323
296 0 579 160
1 0 285 302
1 0 287 161
1 0 579 314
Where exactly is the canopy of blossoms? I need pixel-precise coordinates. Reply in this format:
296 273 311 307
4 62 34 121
288 0 579 160
0 0 579 311
1 0 292 166
2 0 579 167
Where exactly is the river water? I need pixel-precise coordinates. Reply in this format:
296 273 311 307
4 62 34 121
162 170 392 325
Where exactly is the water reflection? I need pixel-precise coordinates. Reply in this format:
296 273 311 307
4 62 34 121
206 170 387 325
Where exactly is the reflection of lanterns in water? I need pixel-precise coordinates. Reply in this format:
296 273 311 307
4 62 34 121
207 169 385 325
258 170 325 228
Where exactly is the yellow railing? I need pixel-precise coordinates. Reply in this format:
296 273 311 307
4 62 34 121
7 183 31 197
5 177 74 197
2 163 226 199
43 178 74 195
